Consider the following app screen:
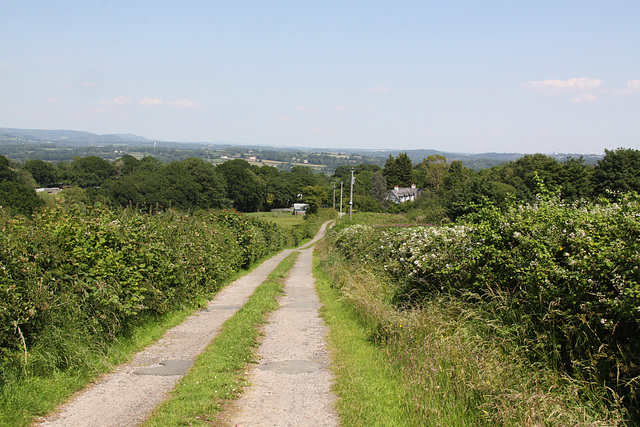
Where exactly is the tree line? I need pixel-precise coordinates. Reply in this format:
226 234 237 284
2 147 640 219
333 148 640 222
0 154 330 216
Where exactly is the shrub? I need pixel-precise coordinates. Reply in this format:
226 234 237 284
330 193 640 421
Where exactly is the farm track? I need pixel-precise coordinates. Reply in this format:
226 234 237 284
222 228 339 426
36 221 336 427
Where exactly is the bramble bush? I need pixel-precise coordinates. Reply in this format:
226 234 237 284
0 205 293 383
333 193 640 421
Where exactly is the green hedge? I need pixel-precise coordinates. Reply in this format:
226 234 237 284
0 205 293 383
331 193 640 421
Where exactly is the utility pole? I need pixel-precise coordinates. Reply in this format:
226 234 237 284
332 182 336 209
349 168 355 220
339 181 343 214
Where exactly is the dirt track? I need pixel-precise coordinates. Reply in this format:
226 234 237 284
226 241 339 426
36 221 337 426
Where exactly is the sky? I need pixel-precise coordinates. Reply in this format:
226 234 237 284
1 1 639 154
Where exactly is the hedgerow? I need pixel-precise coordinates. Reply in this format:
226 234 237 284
0 205 293 383
333 193 640 422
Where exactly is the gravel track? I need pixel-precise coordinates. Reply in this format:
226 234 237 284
227 240 339 426
35 221 337 427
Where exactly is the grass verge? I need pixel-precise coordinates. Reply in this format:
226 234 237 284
143 251 300 426
313 253 413 426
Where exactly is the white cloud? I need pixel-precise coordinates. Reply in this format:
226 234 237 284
523 78 603 92
113 96 132 105
612 80 640 95
371 85 390 93
80 81 97 88
165 98 199 108
335 105 349 112
277 115 293 121
570 93 598 103
627 80 640 91
140 97 164 106
296 105 310 111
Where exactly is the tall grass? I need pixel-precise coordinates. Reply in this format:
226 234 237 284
315 236 627 425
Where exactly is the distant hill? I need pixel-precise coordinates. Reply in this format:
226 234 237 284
0 128 150 145
0 127 603 171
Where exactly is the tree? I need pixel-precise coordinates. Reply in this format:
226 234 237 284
0 155 17 182
592 148 640 197
113 154 140 177
23 159 58 187
181 157 230 209
0 181 44 215
138 156 163 173
443 160 470 192
70 156 116 187
370 171 388 206
559 156 593 201
302 185 328 215
256 166 294 209
0 155 44 215
383 153 413 188
216 159 263 212
416 155 448 193
395 153 414 187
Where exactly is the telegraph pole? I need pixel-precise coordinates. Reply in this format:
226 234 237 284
349 168 355 220
340 181 343 214
332 182 336 209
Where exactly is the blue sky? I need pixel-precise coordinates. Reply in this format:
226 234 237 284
1 1 639 154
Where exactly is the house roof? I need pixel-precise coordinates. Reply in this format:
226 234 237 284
390 187 420 198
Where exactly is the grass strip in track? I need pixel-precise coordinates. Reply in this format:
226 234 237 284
313 256 413 426
144 251 300 426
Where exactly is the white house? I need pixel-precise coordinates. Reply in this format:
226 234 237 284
293 203 309 215
387 184 422 204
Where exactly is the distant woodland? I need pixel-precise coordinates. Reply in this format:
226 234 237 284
1 141 639 222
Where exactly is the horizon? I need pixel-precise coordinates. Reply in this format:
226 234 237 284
1 126 609 157
2 2 639 155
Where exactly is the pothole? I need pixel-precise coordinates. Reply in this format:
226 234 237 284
134 359 193 376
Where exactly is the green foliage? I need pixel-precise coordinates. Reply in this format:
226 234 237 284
593 148 640 197
0 156 44 216
383 153 413 188
301 185 327 215
316 237 624 425
0 205 294 389
22 159 58 187
70 156 116 187
0 181 44 216
331 194 640 422
216 159 264 212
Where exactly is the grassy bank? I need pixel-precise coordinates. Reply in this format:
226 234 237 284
144 251 299 426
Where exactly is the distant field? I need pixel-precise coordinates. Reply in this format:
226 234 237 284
249 159 327 170
246 211 305 229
